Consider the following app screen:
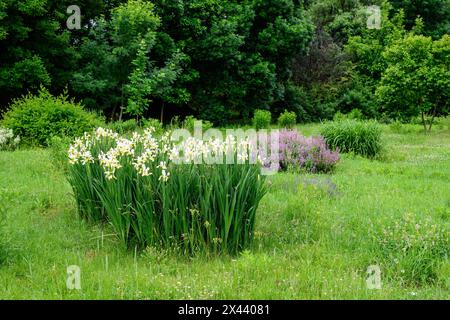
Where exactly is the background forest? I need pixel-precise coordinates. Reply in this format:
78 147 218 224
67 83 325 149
0 0 449 126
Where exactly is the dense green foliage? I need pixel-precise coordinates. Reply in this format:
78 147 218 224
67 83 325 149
182 116 214 133
253 109 272 129
0 0 448 127
277 110 297 128
0 0 314 125
321 120 383 157
389 0 450 37
0 0 123 106
1 88 101 146
293 0 449 126
376 34 450 130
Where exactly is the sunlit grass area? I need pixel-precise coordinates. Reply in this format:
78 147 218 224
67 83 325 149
0 124 448 299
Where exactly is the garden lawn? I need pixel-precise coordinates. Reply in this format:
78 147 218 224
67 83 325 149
0 124 449 299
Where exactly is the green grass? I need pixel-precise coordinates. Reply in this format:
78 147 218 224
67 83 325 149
320 120 383 158
0 123 449 299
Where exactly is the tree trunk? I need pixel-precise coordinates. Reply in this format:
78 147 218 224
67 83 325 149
428 106 437 132
119 84 124 121
160 101 165 123
110 104 117 121
421 112 427 132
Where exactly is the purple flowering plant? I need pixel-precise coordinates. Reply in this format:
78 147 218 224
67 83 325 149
277 130 340 173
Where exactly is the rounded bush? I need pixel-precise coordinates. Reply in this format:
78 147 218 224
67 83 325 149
277 110 297 128
183 116 213 133
253 109 271 130
142 118 164 135
320 120 382 158
106 119 139 134
1 88 102 146
333 109 365 122
277 130 340 173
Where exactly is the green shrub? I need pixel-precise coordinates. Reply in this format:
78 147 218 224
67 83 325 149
333 109 364 122
320 120 383 158
0 127 20 151
277 110 297 128
282 84 313 123
434 117 450 131
182 116 213 132
67 128 266 255
336 85 377 118
106 119 139 134
253 109 271 130
347 109 364 120
48 135 73 172
106 118 164 136
1 88 102 146
142 118 164 135
388 121 423 134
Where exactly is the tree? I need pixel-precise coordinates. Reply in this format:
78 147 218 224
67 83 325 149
152 0 314 124
126 40 188 120
389 0 450 38
292 0 384 120
0 0 71 108
376 34 450 131
0 0 120 110
345 2 406 81
71 0 163 118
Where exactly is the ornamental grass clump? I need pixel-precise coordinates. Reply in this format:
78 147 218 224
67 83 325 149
320 120 382 158
277 130 340 173
67 127 267 255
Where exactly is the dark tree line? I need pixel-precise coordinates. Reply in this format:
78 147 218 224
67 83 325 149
0 0 448 124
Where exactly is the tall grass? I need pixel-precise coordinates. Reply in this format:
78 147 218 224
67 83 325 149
67 128 267 255
0 188 8 265
320 120 382 158
371 213 449 285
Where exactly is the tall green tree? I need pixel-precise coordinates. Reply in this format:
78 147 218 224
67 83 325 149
71 0 165 118
152 0 313 124
0 0 69 108
0 0 119 110
126 39 188 120
376 34 450 130
389 0 450 38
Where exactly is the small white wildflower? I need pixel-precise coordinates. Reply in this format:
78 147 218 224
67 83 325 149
95 127 118 139
157 161 167 170
80 150 94 165
99 150 122 179
68 145 81 164
138 165 151 177
115 138 135 156
13 135 21 145
104 170 116 180
159 169 170 182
